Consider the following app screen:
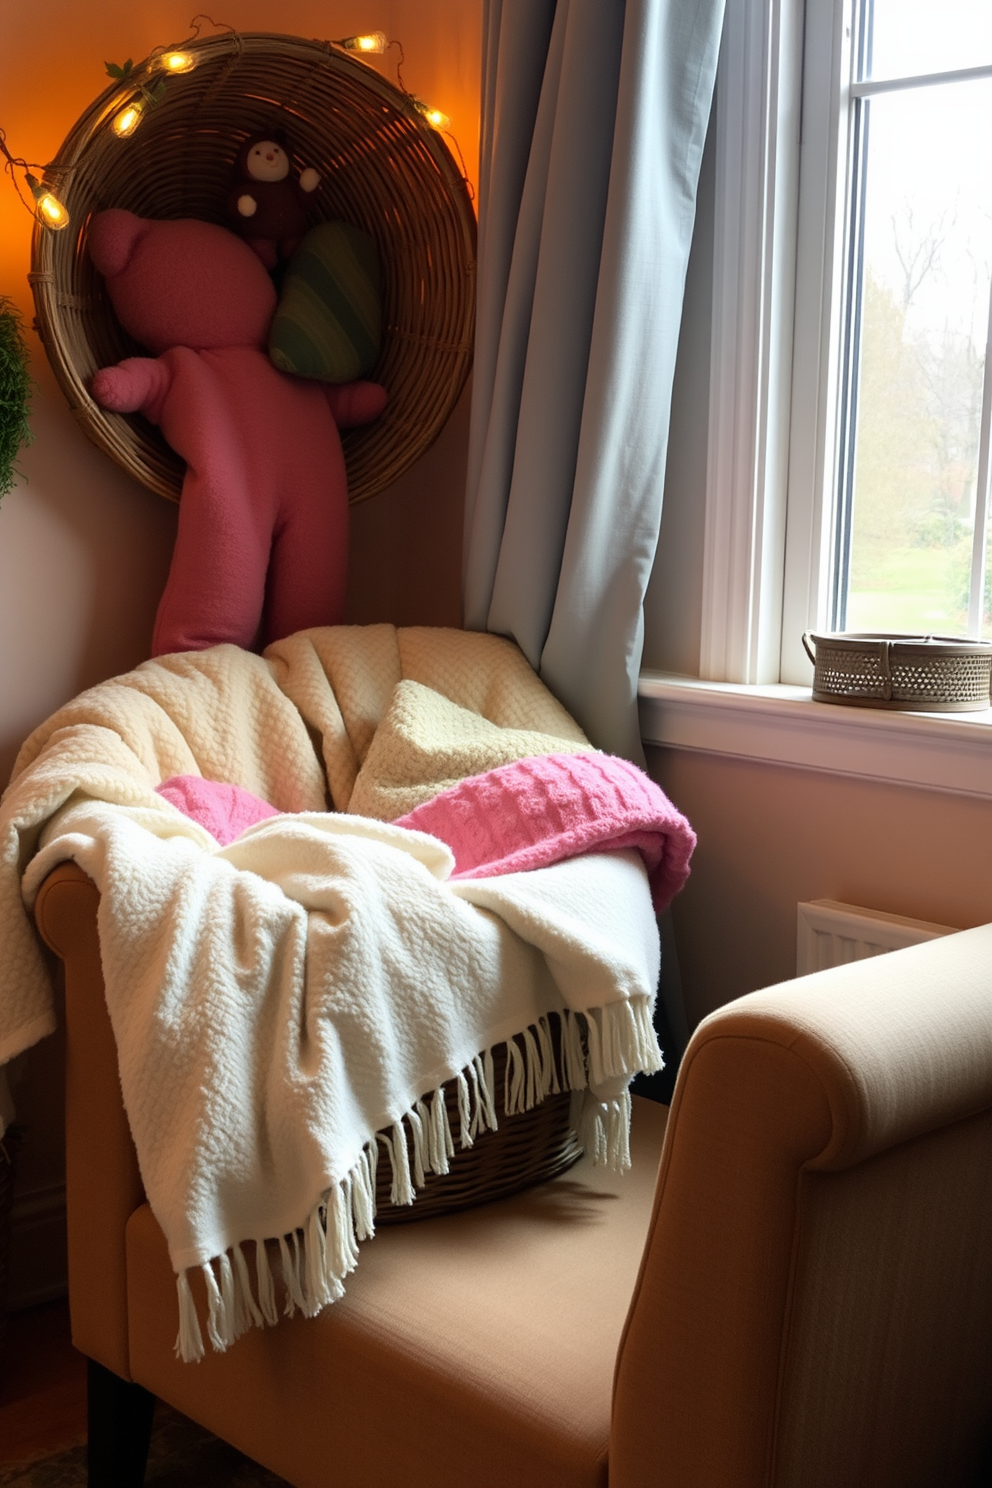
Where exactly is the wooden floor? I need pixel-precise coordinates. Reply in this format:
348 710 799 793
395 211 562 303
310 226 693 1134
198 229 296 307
0 1298 87 1471
0 1299 290 1485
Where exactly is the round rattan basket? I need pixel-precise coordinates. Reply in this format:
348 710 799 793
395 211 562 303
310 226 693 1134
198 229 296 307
803 631 992 712
29 31 476 505
376 1039 582 1225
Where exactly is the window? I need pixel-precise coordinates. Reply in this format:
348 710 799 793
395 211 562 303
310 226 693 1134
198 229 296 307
640 0 992 796
698 0 992 686
827 0 992 640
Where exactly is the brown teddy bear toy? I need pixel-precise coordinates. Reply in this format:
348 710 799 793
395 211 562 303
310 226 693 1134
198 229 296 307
226 131 321 269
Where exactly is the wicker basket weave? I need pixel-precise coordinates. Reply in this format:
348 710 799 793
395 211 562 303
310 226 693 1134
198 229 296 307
29 31 477 505
803 632 992 712
376 1038 582 1225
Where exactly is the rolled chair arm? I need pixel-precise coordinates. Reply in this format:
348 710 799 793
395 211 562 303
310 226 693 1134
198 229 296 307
612 925 992 1488
34 861 145 1379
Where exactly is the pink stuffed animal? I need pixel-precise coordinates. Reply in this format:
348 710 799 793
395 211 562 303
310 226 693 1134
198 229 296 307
88 210 386 656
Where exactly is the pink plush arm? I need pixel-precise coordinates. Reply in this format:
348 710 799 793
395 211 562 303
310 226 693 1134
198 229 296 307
322 380 387 428
91 357 173 420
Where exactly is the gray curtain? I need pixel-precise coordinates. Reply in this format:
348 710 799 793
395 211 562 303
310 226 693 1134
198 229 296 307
464 0 724 761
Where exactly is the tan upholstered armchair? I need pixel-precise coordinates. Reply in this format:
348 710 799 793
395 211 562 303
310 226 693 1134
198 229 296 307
36 860 992 1488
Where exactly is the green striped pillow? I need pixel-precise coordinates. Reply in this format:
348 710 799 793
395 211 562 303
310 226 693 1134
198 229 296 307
268 221 382 383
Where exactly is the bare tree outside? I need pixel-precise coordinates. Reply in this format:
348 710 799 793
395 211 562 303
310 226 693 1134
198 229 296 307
844 75 992 637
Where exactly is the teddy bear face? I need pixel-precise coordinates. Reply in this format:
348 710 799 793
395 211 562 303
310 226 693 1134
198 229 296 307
89 210 277 355
245 140 290 182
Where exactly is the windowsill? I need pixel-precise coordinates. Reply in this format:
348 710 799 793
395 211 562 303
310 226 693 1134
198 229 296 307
638 672 992 801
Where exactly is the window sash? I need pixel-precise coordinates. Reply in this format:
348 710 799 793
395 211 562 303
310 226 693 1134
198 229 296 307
702 0 992 687
703 0 848 686
699 0 805 684
831 13 992 639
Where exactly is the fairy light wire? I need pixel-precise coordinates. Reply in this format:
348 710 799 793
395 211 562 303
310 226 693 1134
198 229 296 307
4 17 472 228
333 34 472 194
0 128 69 228
107 16 239 136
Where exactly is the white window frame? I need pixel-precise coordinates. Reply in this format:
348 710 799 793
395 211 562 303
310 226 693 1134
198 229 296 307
700 0 853 688
779 0 850 682
701 0 992 684
699 0 807 686
639 0 992 797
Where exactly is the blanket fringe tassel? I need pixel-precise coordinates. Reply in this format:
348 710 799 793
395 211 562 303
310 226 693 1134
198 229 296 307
174 998 663 1362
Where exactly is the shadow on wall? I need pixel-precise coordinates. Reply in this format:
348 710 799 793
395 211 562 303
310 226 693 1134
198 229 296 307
0 353 178 790
346 378 470 631
0 366 472 791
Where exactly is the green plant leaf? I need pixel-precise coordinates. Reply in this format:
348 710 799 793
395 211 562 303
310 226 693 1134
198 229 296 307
139 78 167 107
0 297 35 501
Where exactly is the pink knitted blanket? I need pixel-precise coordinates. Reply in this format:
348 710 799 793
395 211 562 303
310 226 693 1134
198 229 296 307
394 753 695 912
157 754 696 912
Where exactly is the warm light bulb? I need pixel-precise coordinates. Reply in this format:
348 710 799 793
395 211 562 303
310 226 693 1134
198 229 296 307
37 191 69 228
160 49 196 74
415 100 450 131
342 32 388 54
112 100 145 138
26 173 70 230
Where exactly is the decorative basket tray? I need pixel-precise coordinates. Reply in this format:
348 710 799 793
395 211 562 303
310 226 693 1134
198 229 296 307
803 632 992 712
29 30 477 506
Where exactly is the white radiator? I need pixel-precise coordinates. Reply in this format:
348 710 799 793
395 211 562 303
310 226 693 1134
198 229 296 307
796 899 957 977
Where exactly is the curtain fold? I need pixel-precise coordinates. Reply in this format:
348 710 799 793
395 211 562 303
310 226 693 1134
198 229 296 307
464 0 724 760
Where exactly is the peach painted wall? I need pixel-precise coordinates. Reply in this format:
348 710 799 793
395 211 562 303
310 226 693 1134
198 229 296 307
0 0 481 1305
647 744 992 1033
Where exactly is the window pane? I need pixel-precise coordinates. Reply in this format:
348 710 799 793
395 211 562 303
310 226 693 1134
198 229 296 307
844 77 992 636
867 0 992 81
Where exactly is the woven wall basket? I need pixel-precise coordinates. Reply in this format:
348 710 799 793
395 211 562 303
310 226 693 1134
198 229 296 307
29 31 477 504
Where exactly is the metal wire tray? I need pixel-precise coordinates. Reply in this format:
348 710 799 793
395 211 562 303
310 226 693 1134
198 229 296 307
803 632 992 712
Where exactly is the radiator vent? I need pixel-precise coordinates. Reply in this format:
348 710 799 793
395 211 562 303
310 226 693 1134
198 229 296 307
796 899 957 977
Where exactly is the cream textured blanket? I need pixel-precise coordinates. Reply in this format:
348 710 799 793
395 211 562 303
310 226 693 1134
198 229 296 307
0 627 663 1360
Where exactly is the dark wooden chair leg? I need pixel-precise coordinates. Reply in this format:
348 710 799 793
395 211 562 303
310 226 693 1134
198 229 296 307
86 1358 155 1488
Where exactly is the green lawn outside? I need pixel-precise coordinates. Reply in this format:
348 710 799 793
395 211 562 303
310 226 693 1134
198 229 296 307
847 544 970 634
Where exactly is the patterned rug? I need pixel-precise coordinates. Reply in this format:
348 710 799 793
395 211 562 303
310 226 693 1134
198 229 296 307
0 1405 291 1486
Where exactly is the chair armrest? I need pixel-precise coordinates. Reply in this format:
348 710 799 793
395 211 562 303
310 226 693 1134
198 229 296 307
34 861 145 1379
612 926 992 1487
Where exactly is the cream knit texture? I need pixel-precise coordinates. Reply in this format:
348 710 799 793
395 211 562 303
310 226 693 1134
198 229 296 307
0 627 666 1360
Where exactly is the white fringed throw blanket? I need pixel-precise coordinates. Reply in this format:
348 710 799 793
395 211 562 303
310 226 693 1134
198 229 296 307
0 627 687 1361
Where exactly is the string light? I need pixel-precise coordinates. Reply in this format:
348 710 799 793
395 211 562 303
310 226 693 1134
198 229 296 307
383 40 453 136
111 99 146 138
413 99 450 132
159 49 197 73
338 32 387 55
0 131 70 231
337 32 464 175
2 23 464 232
105 58 167 139
26 173 70 229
